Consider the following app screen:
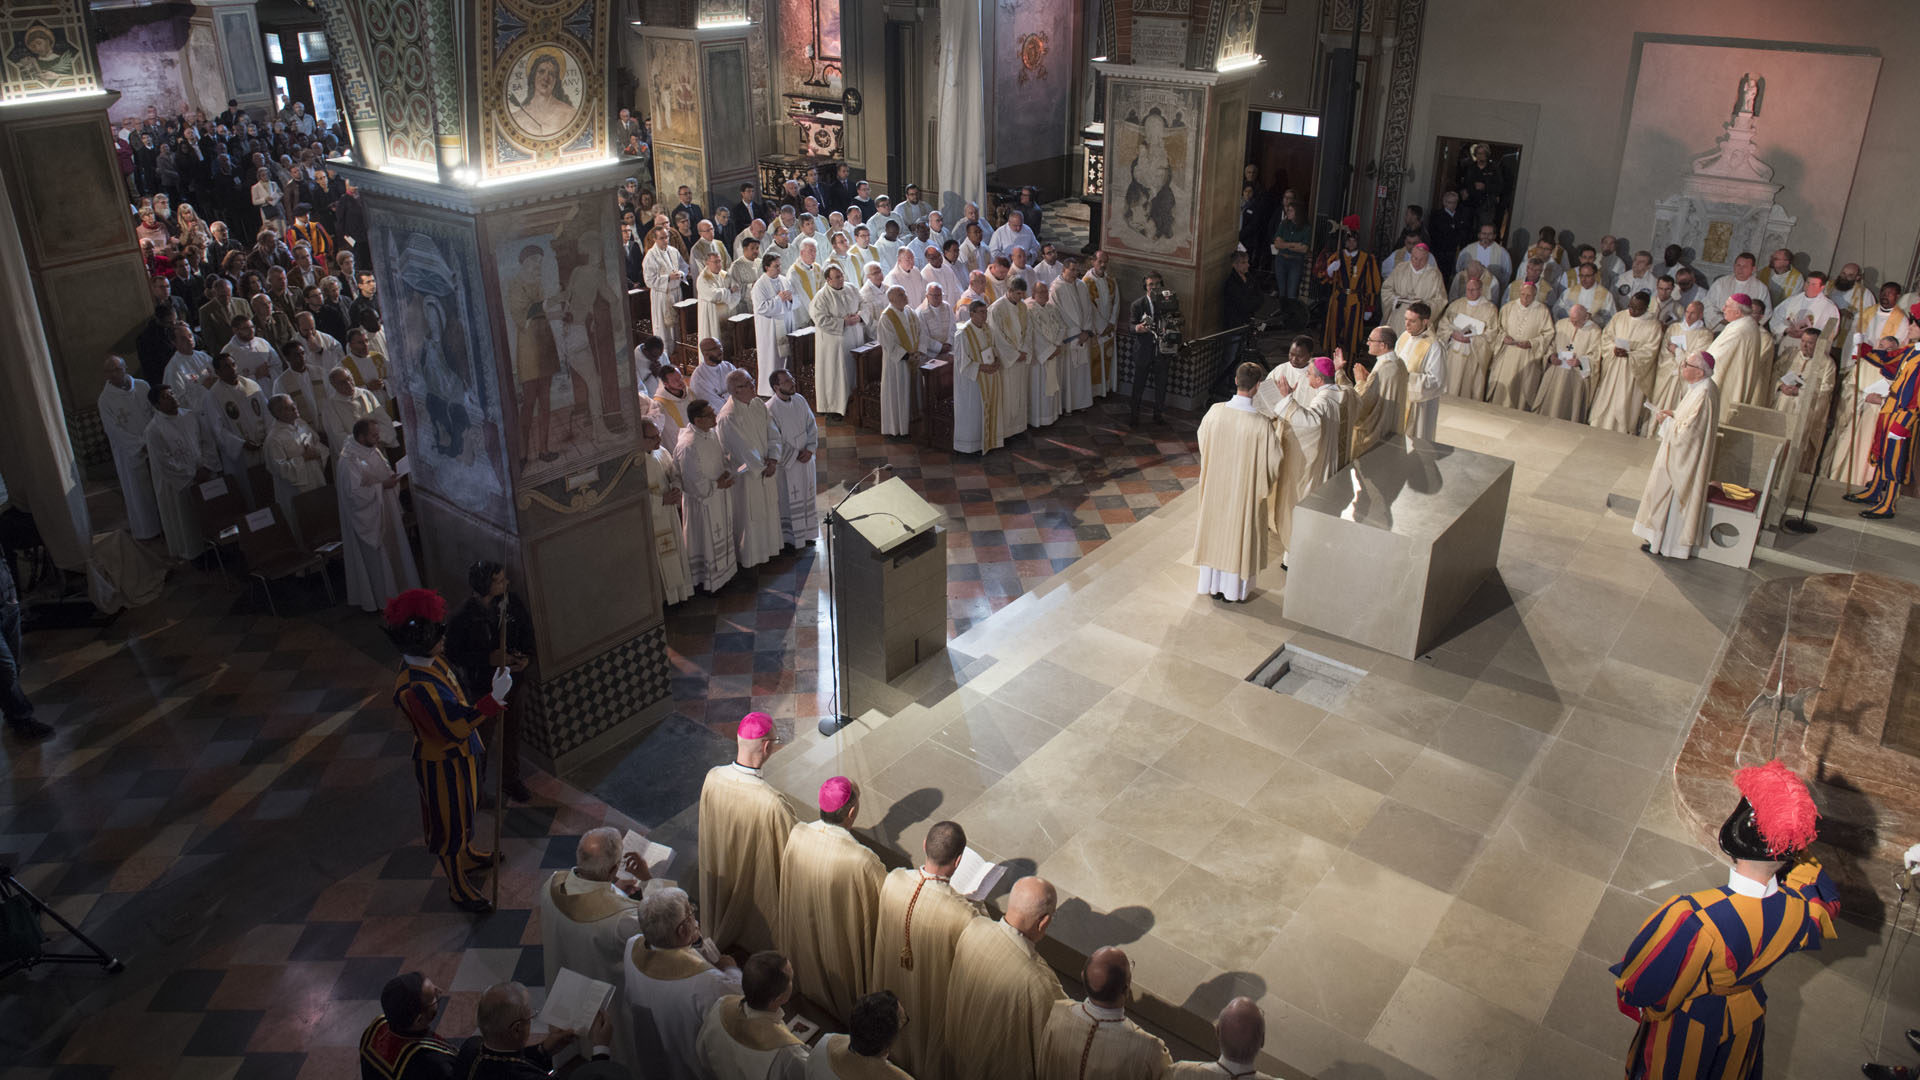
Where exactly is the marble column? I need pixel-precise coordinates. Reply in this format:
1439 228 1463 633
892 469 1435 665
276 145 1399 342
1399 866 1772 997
339 160 671 773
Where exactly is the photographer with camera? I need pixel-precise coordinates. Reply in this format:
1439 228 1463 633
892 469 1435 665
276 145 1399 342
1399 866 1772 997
1129 271 1182 426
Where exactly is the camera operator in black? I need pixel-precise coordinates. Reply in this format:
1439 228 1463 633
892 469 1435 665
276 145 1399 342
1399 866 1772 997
1128 271 1181 425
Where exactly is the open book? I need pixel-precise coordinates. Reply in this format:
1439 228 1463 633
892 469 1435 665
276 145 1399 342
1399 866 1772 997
619 830 675 879
538 968 614 1035
952 847 1007 902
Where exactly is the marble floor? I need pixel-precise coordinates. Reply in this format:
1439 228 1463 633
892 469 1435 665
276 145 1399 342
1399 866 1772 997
743 399 1920 1080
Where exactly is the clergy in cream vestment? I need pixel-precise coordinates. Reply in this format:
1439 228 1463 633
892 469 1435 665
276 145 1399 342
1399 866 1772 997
1192 364 1285 604
1649 306 1713 428
752 258 798 397
644 231 689 352
642 418 694 606
337 423 419 612
697 986 809 1080
699 253 742 343
97 358 162 540
1165 1000 1272 1080
775 779 885 1024
318 368 395 462
207 356 269 497
1037 948 1171 1080
945 878 1065 1080
810 268 863 415
767 375 821 548
870 823 978 1078
541 827 646 990
1087 259 1119 395
717 373 784 570
788 244 824 329
1707 295 1769 406
1771 328 1837 483
1027 284 1069 428
873 289 925 438
1439 276 1501 400
1533 308 1603 422
805 1005 913 1080
1486 285 1555 409
675 402 740 593
954 307 1005 454
691 342 742 413
1634 353 1720 559
1394 305 1446 440
263 396 326 524
1281 359 1345 490
1589 293 1664 434
144 386 219 560
1381 245 1448 335
1346 328 1408 459
1052 263 1096 413
697 714 796 953
988 288 1032 439
1825 300 1908 483
616 887 742 1080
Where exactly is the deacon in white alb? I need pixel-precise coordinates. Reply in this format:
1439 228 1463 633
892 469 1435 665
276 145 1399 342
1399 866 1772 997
337 417 420 611
675 399 740 593
751 254 797 396
873 286 925 437
766 370 820 550
717 371 783 571
97 355 162 540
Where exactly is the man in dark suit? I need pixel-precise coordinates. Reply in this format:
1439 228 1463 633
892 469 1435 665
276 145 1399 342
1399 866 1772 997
734 182 774 229
671 185 704 229
1427 190 1474 283
1128 271 1182 426
850 180 876 223
621 225 646 285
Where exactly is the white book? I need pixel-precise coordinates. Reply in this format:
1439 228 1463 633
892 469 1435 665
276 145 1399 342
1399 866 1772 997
395 456 411 477
1451 313 1485 337
1864 377 1893 398
538 967 615 1035
1780 370 1806 390
620 830 675 877
951 847 1007 902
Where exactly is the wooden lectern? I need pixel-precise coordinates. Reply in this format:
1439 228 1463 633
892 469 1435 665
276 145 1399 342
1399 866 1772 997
850 342 883 431
725 311 758 383
673 298 700 369
787 326 818 405
826 476 946 684
918 357 953 449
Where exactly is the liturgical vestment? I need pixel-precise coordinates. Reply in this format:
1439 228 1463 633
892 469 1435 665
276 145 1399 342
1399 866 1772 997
1191 396 1284 602
1533 318 1601 422
1037 1001 1172 1080
767 393 820 548
1649 325 1714 432
1589 310 1663 434
1166 1060 1271 1080
616 941 741 1080
718 394 784 570
1632 376 1720 559
775 821 885 1024
1707 316 1768 407
1439 295 1501 400
697 996 809 1080
1347 353 1407 459
805 1034 913 1080
697 763 797 953
870 870 978 1080
945 918 1065 1080
1486 299 1555 409
540 869 639 990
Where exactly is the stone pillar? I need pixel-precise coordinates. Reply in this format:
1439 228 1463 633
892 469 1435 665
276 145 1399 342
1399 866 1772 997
0 1 154 469
200 0 274 117
339 159 671 773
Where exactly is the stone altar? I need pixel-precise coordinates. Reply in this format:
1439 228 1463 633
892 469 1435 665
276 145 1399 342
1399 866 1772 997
1651 72 1796 280
1282 438 1513 660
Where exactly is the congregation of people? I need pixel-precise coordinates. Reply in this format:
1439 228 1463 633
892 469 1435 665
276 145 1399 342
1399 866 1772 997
361 710 1281 1080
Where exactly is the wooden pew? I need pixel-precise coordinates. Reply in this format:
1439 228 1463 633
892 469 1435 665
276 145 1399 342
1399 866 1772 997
918 356 954 450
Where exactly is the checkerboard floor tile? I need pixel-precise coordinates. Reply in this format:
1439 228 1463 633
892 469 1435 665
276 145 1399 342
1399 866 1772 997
1 389 1197 1077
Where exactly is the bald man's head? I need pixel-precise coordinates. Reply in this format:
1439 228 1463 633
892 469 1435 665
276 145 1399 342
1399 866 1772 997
1005 876 1057 940
1085 946 1131 1006
475 982 532 1047
1216 997 1265 1063
924 821 966 871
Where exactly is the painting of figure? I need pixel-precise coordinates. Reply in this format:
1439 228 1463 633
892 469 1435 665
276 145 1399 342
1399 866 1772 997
506 46 584 141
1218 0 1258 64
0 9 98 103
644 36 701 149
992 0 1075 171
1105 82 1197 260
493 196 633 483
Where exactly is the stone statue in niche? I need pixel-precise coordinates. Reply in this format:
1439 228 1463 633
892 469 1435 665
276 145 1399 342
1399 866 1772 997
1649 71 1794 279
1735 72 1764 118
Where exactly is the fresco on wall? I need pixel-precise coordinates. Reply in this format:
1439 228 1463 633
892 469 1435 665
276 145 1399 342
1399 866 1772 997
482 0 609 178
703 43 753 176
1217 0 1259 64
0 1 99 104
644 36 702 151
1105 82 1199 261
776 0 841 102
369 210 512 526
652 143 706 209
491 196 634 485
992 0 1075 172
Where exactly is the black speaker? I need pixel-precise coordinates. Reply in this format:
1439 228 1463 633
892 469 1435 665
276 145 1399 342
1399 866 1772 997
1314 47 1359 246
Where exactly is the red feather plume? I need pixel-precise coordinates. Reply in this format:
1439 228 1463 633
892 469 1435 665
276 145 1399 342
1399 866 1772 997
1733 759 1819 856
384 588 446 629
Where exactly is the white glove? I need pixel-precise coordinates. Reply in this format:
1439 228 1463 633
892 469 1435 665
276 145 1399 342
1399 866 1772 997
1905 843 1920 874
490 666 513 704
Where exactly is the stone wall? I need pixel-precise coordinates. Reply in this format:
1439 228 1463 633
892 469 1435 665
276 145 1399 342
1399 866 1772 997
95 3 225 124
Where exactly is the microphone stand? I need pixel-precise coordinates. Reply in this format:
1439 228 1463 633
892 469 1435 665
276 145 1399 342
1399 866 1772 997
1782 345 1842 535
818 465 889 737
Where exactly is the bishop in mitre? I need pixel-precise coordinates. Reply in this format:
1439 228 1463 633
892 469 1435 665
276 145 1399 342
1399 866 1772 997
775 778 885 1024
642 418 694 606
1707 294 1768 406
1381 242 1447 335
718 371 784 571
1279 357 1345 491
697 712 797 954
1633 350 1721 559
1038 947 1172 1080
1193 363 1286 604
1440 272 1501 399
1486 281 1555 409
615 887 740 1080
1533 304 1602 422
1588 291 1663 434
945 877 1065 1080
1166 999 1272 1080
871 821 978 1078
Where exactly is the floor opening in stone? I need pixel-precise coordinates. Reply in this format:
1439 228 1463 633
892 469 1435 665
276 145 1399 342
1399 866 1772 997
1249 644 1367 711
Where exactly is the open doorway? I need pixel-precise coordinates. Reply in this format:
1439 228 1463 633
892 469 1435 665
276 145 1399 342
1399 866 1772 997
1430 136 1522 242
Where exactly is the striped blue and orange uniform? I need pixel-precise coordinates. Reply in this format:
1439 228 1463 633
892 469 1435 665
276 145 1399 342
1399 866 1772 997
1854 343 1920 515
1610 859 1839 1080
393 654 501 903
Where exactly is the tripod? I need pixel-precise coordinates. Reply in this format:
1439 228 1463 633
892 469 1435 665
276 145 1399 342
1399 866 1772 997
0 865 123 978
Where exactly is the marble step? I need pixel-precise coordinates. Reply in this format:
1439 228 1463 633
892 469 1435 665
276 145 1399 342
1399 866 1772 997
1750 542 1846 576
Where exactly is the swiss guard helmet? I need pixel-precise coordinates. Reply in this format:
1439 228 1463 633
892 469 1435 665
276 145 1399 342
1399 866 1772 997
1718 759 1820 862
384 588 448 656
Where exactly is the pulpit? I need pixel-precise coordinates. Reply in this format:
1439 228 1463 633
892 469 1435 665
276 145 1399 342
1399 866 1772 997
827 477 947 682
850 342 883 431
918 357 954 450
788 326 818 406
724 311 758 380
674 298 700 369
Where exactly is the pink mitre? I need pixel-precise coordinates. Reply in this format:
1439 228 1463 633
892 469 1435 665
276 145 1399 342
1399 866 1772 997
737 711 774 740
819 776 855 812
1697 350 1716 373
1312 356 1336 379
1730 292 1754 307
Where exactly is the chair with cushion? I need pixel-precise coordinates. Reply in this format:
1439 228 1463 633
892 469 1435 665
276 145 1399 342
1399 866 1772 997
1699 426 1787 569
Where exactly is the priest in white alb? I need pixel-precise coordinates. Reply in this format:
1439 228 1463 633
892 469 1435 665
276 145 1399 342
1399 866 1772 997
143 384 218 561
337 417 419 612
1825 294 1908 483
1027 281 1071 429
615 887 741 1080
696 953 810 1080
873 286 925 438
319 366 395 462
810 265 863 416
1554 262 1615 323
988 279 1032 439
1650 301 1713 428
1707 293 1768 406
1440 271 1501 399
718 371 783 570
919 284 956 360
1487 281 1555 409
752 254 797 396
1456 224 1514 288
98 355 162 540
955 300 1005 454
1589 290 1663 434
1382 243 1447 335
675 399 739 593
540 827 653 990
691 337 742 413
945 877 1064 1080
263 394 326 525
644 227 690 353
697 712 796 954
1771 317 1837 483
698 251 741 343
1037 947 1172 1080
1395 302 1446 440
788 239 824 329
1634 350 1720 559
871 822 978 1078
775 778 885 1024
1767 271 1840 362
1193 363 1285 603
1052 259 1095 413
1087 252 1119 396
207 352 269 502
1346 328 1409 459
642 418 693 606
1533 304 1602 422
762 371 819 550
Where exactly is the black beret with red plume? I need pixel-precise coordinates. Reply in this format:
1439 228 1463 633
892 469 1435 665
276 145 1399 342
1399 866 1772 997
384 588 448 655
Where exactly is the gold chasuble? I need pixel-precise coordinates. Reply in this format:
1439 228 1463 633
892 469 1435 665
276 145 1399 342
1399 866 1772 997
698 764 798 953
870 869 978 1079
806 1035 914 1080
945 918 1066 1080
1191 399 1285 583
1037 1001 1172 1080
1633 375 1721 558
775 821 886 1023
